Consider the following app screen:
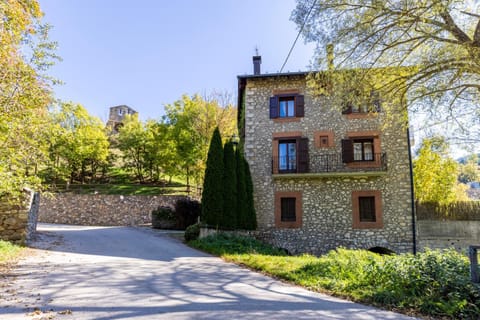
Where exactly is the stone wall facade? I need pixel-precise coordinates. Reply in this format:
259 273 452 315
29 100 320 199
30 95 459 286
39 194 186 226
240 73 414 255
417 220 480 252
0 189 39 244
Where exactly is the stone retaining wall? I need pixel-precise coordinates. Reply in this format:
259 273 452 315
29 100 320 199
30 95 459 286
0 189 39 244
39 194 186 226
417 220 480 252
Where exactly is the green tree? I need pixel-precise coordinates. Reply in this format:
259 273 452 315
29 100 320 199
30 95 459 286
163 94 237 186
292 1 480 135
0 0 60 195
458 154 479 184
116 114 147 182
201 127 224 227
222 141 237 229
46 103 109 183
414 137 465 204
244 157 257 230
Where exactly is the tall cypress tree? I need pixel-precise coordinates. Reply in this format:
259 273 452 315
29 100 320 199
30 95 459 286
222 141 237 229
244 157 257 230
201 127 224 227
235 148 247 229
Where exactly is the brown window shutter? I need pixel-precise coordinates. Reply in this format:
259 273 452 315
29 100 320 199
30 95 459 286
295 95 304 117
269 96 278 118
342 139 354 163
297 137 309 173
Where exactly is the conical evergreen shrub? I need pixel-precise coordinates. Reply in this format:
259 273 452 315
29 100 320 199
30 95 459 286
244 157 257 230
236 148 247 229
201 127 224 227
222 141 237 229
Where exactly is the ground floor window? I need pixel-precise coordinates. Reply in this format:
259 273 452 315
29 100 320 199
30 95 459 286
352 190 383 229
275 191 302 228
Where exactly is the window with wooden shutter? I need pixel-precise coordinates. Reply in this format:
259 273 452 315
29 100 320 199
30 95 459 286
342 139 354 163
270 94 304 119
297 137 309 173
269 96 278 119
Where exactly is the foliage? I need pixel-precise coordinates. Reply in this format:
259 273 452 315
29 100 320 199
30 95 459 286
163 94 237 186
0 0 59 196
191 235 480 319
151 206 175 220
116 114 148 182
151 206 175 230
414 137 465 204
184 223 200 242
417 201 480 221
190 233 286 256
45 102 109 184
458 155 480 184
222 141 237 229
174 198 201 229
201 127 224 227
48 182 190 196
243 157 257 230
0 240 23 264
292 0 480 140
235 148 247 229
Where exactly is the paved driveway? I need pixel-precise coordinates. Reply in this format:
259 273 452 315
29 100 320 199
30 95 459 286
0 224 416 319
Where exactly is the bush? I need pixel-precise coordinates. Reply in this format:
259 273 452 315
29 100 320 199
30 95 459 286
174 198 201 229
184 223 200 242
201 127 224 226
151 206 175 229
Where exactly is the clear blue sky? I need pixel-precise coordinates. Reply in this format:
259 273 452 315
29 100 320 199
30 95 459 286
39 0 316 122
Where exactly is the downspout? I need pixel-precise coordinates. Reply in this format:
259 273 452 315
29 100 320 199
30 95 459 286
407 127 417 254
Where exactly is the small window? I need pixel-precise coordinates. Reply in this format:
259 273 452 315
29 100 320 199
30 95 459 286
281 198 296 222
319 136 329 148
359 196 376 222
352 191 383 229
275 191 302 228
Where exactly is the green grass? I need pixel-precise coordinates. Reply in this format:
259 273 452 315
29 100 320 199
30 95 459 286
49 183 194 196
0 240 23 264
190 234 480 319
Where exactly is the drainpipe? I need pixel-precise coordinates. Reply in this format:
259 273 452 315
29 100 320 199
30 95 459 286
407 127 417 254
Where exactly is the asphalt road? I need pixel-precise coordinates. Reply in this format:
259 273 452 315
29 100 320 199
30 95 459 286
0 224 416 320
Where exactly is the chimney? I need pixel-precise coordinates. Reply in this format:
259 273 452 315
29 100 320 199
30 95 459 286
253 55 261 75
326 44 334 71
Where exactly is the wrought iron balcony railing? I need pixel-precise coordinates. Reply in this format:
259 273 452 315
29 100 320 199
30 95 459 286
272 152 387 174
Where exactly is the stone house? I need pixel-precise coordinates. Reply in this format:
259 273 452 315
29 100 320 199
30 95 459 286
237 56 415 255
106 105 137 133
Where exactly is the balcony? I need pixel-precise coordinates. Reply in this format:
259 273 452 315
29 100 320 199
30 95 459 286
272 153 387 178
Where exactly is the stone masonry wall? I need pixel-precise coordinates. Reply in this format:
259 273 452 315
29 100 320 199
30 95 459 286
0 189 39 244
39 194 186 226
243 75 414 255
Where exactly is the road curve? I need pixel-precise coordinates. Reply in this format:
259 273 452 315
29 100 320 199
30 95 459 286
0 224 416 320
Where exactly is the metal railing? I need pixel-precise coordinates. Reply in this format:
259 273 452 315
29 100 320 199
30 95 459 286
272 152 387 174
